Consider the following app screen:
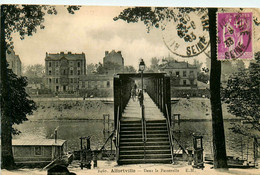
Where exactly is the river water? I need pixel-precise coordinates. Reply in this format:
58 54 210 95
13 120 254 161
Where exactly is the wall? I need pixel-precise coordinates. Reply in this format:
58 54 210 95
13 146 53 162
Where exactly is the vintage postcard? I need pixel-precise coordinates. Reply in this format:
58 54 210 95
1 2 260 175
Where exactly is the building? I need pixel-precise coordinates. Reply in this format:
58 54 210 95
160 60 198 89
6 49 22 76
45 52 86 92
79 74 113 97
12 139 69 165
103 50 124 75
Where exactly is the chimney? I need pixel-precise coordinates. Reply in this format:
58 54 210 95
46 52 48 56
68 51 72 54
60 52 64 55
117 51 121 54
105 51 109 56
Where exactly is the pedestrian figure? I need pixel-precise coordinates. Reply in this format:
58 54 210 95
138 90 144 107
131 88 136 101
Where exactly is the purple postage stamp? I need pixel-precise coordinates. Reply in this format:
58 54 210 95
217 12 253 60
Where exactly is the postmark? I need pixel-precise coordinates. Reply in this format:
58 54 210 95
217 12 253 60
162 9 210 58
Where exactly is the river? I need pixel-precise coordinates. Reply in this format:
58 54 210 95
13 120 254 161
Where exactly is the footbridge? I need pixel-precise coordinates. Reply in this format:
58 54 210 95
114 73 185 165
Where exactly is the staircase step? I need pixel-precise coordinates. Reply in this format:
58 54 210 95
120 130 168 134
119 150 171 155
120 134 168 138
146 120 166 124
118 158 172 165
120 138 169 142
120 145 171 150
121 126 167 131
120 141 170 146
121 123 166 127
119 154 172 159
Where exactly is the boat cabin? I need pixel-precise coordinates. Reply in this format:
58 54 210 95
12 139 67 165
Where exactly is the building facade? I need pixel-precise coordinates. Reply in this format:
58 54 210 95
103 50 124 75
161 61 198 89
45 52 86 92
6 49 22 76
79 75 113 97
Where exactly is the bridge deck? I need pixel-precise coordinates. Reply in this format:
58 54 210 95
122 92 165 121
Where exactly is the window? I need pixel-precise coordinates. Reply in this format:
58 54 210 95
176 71 180 77
63 70 66 75
56 78 59 83
78 62 80 67
70 78 73 83
190 70 194 74
183 80 187 85
49 78 52 84
35 146 42 156
70 70 73 75
77 70 81 75
56 61 59 67
107 81 110 88
49 70 52 75
169 71 172 75
183 71 187 77
49 62 51 67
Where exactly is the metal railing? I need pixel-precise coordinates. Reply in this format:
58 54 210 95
115 106 120 162
141 104 147 161
165 104 174 163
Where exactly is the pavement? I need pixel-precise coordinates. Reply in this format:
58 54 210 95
122 92 165 121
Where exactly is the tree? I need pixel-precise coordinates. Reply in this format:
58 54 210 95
87 63 97 74
1 4 79 169
0 67 37 169
222 52 260 136
24 64 45 84
114 7 228 168
193 59 203 73
197 72 210 84
124 65 136 73
149 57 160 72
96 62 105 74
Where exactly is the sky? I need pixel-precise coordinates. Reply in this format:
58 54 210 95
11 6 260 69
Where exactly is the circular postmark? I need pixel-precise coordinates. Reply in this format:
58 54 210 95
162 9 210 58
217 12 253 60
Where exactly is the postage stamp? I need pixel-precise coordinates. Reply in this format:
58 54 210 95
217 12 253 60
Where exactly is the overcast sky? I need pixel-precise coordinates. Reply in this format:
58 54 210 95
12 6 260 69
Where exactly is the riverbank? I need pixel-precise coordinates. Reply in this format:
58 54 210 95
2 160 259 175
28 97 236 121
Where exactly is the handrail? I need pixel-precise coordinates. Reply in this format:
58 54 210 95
144 106 147 142
115 106 120 161
165 104 174 163
99 132 115 151
141 105 147 143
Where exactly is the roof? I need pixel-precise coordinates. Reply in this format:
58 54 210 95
105 50 122 57
45 52 85 61
12 139 66 146
161 61 197 69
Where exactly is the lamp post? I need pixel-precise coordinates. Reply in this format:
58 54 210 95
139 59 145 120
139 59 145 94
